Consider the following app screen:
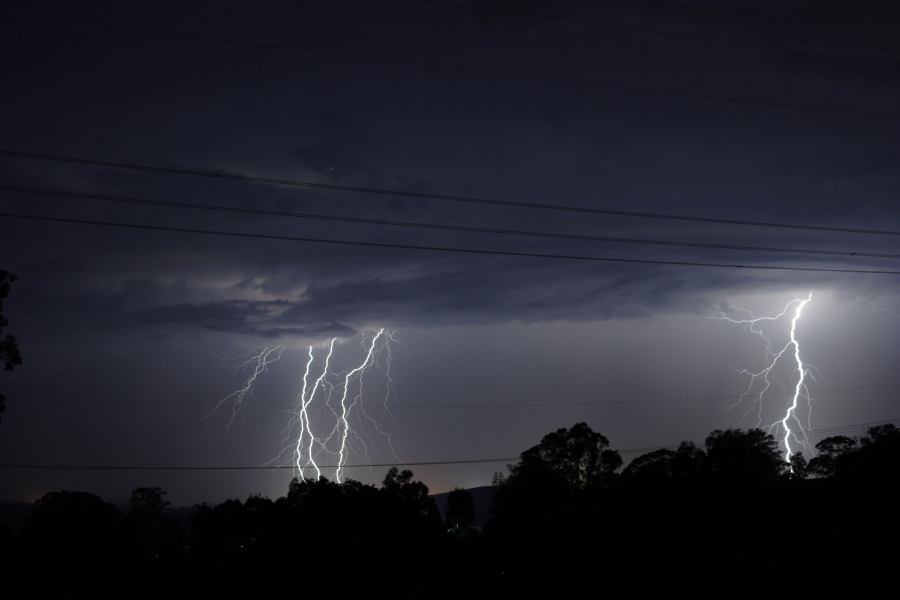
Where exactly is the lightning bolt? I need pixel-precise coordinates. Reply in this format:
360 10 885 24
213 330 400 482
288 340 335 481
359 329 402 468
783 296 811 463
208 345 284 429
715 293 815 466
334 328 385 483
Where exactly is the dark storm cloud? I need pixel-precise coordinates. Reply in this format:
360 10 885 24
131 300 284 333
626 0 900 44
0 0 897 343
463 0 900 91
81 256 836 337
133 300 355 338
294 108 374 180
273 261 724 326
441 0 592 31
626 1 900 89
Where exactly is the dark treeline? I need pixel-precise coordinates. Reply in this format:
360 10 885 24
2 423 898 598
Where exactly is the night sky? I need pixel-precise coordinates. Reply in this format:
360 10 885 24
2 0 899 505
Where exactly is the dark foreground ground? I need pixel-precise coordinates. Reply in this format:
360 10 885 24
1 423 898 598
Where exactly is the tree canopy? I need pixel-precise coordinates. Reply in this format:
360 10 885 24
3 422 899 597
511 421 623 491
0 270 22 422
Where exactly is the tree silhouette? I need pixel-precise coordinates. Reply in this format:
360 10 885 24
445 487 475 533
808 435 858 477
486 421 624 592
829 424 900 484
704 428 785 482
23 490 122 594
512 421 622 492
622 448 675 485
3 424 900 597
788 452 809 479
669 440 706 479
0 270 22 422
382 466 429 499
862 423 898 445
382 466 441 523
124 487 178 566
129 486 171 514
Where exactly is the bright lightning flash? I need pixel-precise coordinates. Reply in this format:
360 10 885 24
208 345 285 429
715 293 815 465
213 330 399 482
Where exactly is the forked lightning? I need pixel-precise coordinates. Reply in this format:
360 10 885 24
213 329 398 482
716 293 815 466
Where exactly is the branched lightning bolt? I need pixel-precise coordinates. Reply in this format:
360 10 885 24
715 293 815 465
216 330 400 482
293 338 336 480
782 297 811 463
334 328 385 483
208 345 284 429
360 329 402 469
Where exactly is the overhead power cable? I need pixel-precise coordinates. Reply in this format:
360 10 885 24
3 9 899 119
7 185 900 261
0 457 517 471
3 149 900 237
4 211 900 275
21 383 900 412
1 418 895 471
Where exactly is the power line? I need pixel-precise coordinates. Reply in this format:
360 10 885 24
803 420 900 436
0 457 518 472
3 148 900 238
412 0 900 68
1 418 895 471
8 184 900 261
24 383 900 412
3 9 899 119
4 211 900 276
